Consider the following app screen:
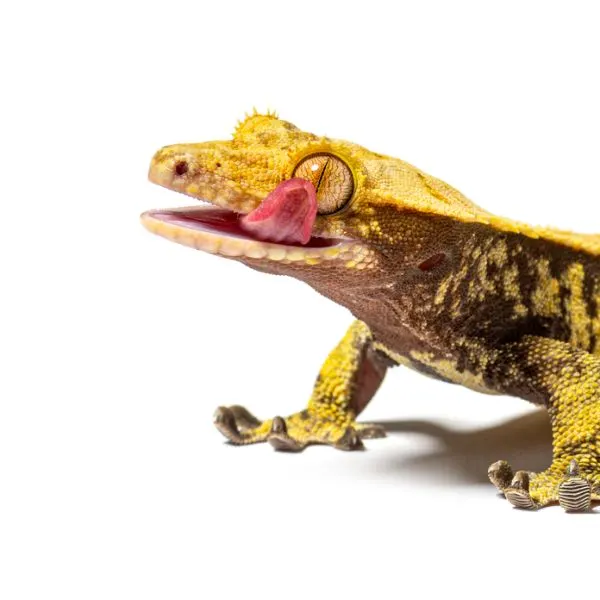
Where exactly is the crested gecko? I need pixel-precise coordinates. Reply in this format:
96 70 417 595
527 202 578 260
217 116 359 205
142 113 600 512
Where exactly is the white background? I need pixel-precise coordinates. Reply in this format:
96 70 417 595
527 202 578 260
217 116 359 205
2 1 599 598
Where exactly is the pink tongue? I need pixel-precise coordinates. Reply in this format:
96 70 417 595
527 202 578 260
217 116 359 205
240 178 317 245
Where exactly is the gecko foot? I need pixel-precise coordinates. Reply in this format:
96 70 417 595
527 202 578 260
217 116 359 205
488 459 599 512
213 405 386 452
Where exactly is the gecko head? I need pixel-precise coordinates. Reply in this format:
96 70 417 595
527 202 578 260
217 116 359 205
142 113 485 290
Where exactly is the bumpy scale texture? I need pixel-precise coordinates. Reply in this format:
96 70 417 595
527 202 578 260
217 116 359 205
144 112 600 511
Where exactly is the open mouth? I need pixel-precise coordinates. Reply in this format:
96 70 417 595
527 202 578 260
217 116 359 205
140 205 348 262
141 179 355 264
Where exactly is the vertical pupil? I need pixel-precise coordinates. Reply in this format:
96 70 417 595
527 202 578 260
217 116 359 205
313 158 329 195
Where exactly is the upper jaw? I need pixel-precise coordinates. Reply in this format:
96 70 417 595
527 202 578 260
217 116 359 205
148 155 263 215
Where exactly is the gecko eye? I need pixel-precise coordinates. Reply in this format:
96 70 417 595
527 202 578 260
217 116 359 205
292 153 354 214
174 161 188 176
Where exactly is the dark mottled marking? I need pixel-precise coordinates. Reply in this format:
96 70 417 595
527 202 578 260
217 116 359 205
299 410 311 421
295 212 600 400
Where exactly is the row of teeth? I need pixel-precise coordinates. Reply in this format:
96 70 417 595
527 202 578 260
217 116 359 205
142 213 374 268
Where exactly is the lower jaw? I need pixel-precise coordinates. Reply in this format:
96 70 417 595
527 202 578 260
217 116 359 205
140 206 357 265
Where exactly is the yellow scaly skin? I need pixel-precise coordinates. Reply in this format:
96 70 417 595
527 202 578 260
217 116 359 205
142 112 600 511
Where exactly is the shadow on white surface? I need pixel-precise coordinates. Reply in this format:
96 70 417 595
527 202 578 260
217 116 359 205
373 408 553 485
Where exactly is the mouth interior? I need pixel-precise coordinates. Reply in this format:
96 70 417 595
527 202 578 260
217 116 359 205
149 206 340 248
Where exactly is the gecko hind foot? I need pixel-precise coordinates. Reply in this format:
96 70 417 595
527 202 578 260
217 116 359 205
488 459 599 512
213 405 386 452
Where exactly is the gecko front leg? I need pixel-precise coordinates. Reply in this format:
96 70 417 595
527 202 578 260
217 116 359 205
214 320 390 451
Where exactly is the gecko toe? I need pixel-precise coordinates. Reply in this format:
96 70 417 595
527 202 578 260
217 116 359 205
213 406 242 442
334 426 365 451
227 405 262 431
504 471 539 510
213 405 269 445
488 460 514 492
558 460 592 512
267 416 305 452
489 461 540 509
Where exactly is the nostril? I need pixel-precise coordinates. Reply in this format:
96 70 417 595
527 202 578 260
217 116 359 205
174 161 188 176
